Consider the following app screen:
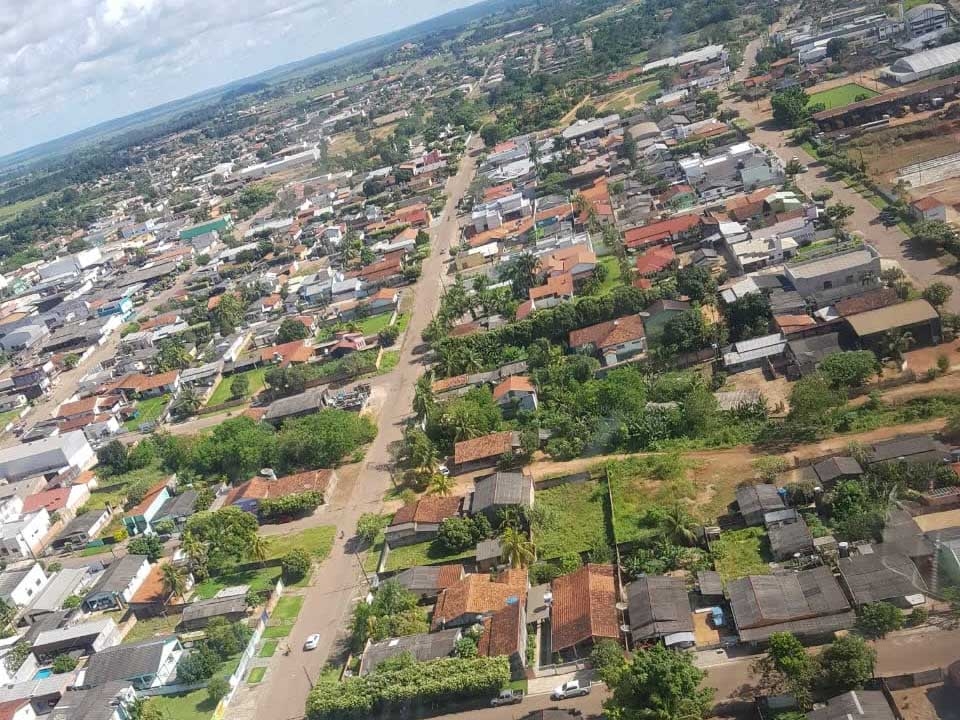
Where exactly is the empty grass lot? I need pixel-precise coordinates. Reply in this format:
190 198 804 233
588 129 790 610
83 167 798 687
607 455 697 545
384 539 474 572
379 350 400 374
262 595 304 639
264 526 336 563
206 367 268 407
194 567 281 600
711 527 772 583
259 640 278 658
123 395 169 431
147 655 239 720
356 312 393 335
123 614 180 644
808 83 877 110
597 256 623 293
531 478 608 560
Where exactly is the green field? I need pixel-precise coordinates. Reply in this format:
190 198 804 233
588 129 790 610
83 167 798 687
597 255 624 293
531 478 608 559
264 526 336 562
194 567 281 600
379 350 400 374
607 456 697 545
88 460 169 511
206 367 268 407
385 539 475 572
711 527 772 583
0 193 54 222
808 83 878 110
124 395 169 431
259 640 278 658
123 614 179 644
356 312 394 335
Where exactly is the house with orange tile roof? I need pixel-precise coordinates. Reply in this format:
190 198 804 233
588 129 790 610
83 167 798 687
634 244 677 278
492 376 537 412
432 568 528 630
623 214 702 250
128 560 192 618
541 244 597 285
385 495 466 547
453 431 522 474
528 272 574 310
56 395 124 422
223 469 337 518
569 314 647 366
911 196 946 222
477 601 527 675
258 339 314 367
112 371 180 399
551 564 619 657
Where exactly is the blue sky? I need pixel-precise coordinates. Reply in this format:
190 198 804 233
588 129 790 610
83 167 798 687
0 0 475 156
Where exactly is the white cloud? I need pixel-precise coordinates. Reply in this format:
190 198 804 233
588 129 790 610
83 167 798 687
0 0 474 156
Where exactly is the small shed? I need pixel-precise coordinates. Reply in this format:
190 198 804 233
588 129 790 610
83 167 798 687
736 484 786 526
768 517 815 561
476 538 503 573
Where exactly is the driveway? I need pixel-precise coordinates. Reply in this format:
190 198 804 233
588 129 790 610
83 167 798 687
249 138 482 720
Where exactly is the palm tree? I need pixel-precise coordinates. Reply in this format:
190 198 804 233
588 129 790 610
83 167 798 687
412 374 435 420
500 527 535 569
504 253 541 300
248 534 271 567
825 202 855 235
428 473 455 496
660 505 698 546
160 563 188 604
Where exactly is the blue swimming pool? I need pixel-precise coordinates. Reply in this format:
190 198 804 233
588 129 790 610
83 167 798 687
33 668 52 679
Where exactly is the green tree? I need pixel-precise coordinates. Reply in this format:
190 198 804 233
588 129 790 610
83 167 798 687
604 644 714 720
248 534 271 567
281 548 311 583
753 632 816 710
230 373 250 400
825 203 855 234
676 265 716 302
128 534 164 561
412 374 435 420
503 252 541 300
379 324 400 347
922 281 953 308
184 507 259 570
499 526 535 569
207 677 230 703
154 339 192 372
771 86 810 128
787 373 844 437
428 473 455 496
818 351 880 389
662 310 710 354
171 387 201 420
51 654 78 674
356 513 390 546
815 635 876 697
590 639 626 685
913 219 957 252
880 330 915 366
660 505 698 546
725 292 773 342
575 103 598 120
277 318 310 343
97 440 129 475
160 563 188 603
63 353 80 370
213 293 244 334
857 602 903 639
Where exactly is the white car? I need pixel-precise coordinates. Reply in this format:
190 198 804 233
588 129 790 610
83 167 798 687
303 634 321 651
552 679 591 700
438 464 450 477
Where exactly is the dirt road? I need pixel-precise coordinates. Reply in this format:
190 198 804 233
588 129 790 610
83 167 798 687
250 138 481 720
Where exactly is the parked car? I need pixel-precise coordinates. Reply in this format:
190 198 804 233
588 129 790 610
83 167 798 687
304 634 320 650
491 689 524 706
552 680 591 700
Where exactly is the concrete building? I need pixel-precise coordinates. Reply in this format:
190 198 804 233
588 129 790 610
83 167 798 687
785 243 881 305
0 511 51 559
0 431 95 482
0 564 48 608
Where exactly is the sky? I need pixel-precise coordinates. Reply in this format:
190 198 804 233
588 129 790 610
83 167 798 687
0 0 477 157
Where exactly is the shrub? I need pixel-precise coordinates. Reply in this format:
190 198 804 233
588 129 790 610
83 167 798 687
207 677 230 703
908 606 929 626
128 534 164 561
590 639 626 684
437 516 489 553
356 513 390 546
281 548 311 583
857 602 903 638
379 325 400 347
51 654 78 674
62 595 83 610
259 491 323 521
177 645 220 683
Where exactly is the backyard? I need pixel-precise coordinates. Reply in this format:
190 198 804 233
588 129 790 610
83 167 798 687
124 395 170 431
711 527 772 583
87 460 168 510
384 539 475 572
206 367 268 407
147 654 240 720
356 312 394 335
808 83 878 110
607 455 698 545
531 477 609 559
597 255 623 294
123 614 179 644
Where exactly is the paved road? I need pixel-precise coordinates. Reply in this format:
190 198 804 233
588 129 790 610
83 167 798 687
726 75 960 313
251 140 480 720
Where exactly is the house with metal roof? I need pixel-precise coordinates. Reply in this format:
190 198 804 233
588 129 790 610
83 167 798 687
723 334 787 373
736 484 786 526
845 299 940 350
837 551 926 607
82 555 150 612
81 636 183 690
768 517 815 561
807 690 897 720
785 244 881 305
51 508 111 551
359 628 462 675
22 568 90 625
392 565 465 601
470 472 534 523
49 681 136 720
727 567 855 644
31 618 121 662
178 596 249 631
626 575 694 647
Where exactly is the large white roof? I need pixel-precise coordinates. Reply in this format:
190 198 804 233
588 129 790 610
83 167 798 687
892 40 960 74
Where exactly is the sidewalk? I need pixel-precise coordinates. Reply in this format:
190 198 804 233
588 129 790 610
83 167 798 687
527 668 595 696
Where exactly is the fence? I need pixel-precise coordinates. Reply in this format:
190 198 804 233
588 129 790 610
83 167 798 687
534 471 595 491
211 578 285 720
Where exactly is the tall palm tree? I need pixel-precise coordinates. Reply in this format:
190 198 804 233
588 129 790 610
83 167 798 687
248 534 271 567
160 563 188 604
505 253 541 300
428 473 455 497
660 505 698 546
412 374 435 421
500 527 535 569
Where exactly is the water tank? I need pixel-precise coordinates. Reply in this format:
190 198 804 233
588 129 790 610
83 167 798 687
838 541 850 558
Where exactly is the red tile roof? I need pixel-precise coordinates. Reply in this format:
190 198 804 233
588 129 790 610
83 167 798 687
483 183 515 202
477 602 523 658
432 375 469 393
116 371 179 394
224 469 336 506
139 312 180 331
913 196 943 211
634 245 676 277
454 431 516 466
774 314 817 334
126 479 170 518
492 376 535 401
0 700 31 720
834 288 899 317
529 272 573 301
551 564 619 651
569 315 645 350
259 340 314 366
623 214 701 249
23 487 72 514
391 495 464 526
432 569 528 630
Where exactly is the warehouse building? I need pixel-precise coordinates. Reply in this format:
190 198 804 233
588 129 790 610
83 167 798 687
884 40 960 83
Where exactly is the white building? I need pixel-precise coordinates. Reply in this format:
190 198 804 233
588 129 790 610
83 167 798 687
0 431 95 482
884 40 960 83
37 248 103 281
0 510 51 559
0 563 49 608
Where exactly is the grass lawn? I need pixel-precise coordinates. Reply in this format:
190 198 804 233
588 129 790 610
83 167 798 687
503 678 528 693
634 81 660 103
123 394 170 431
532 478 608 560
379 350 400 374
711 527 772 583
259 640 278 658
808 83 878 110
607 456 697 545
385 539 474 572
356 312 393 335
0 409 22 429
364 530 387 573
395 313 410 334
264 526 336 563
88 460 168 510
147 655 239 720
124 614 180 644
206 367 268 407
272 595 304 622
194 566 281 600
262 624 294 639
597 255 623 293
248 666 266 684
